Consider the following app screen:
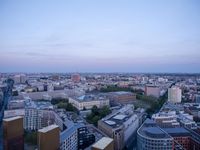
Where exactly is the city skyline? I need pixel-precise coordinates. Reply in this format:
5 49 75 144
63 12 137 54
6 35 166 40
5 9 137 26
1 0 200 73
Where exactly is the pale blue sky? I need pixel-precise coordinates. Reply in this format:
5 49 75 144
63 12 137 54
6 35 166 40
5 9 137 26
0 0 200 73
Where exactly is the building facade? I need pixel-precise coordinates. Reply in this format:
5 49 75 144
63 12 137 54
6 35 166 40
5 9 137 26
168 87 182 103
98 105 139 150
3 116 24 150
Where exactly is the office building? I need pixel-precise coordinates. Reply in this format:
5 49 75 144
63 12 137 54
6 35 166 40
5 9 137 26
77 126 95 150
69 94 109 110
13 74 27 84
137 119 174 150
60 123 83 150
3 116 24 150
98 105 139 150
38 124 60 150
145 85 160 98
24 100 63 130
168 87 182 103
106 91 136 105
92 137 114 150
163 127 191 150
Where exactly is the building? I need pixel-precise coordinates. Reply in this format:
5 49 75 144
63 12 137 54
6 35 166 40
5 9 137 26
71 74 81 83
68 94 109 110
77 126 95 150
60 123 83 150
163 127 191 150
98 105 139 150
60 122 96 150
152 111 180 128
3 116 24 150
7 100 25 109
92 137 114 150
195 94 200 103
24 100 63 130
168 87 182 103
106 91 136 105
137 119 174 150
4 109 25 118
38 124 60 150
145 85 160 98
13 74 27 84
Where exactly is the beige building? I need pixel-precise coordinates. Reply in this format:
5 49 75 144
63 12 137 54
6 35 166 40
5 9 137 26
69 94 109 110
92 137 114 150
38 124 60 150
3 116 24 150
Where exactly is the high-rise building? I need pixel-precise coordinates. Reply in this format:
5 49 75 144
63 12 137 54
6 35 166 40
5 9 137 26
38 124 60 150
168 87 182 103
92 137 114 150
3 116 24 150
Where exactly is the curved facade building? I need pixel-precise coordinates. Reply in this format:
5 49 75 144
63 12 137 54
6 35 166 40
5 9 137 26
137 119 174 150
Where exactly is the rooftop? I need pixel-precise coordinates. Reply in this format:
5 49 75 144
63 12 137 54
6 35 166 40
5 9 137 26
138 119 172 140
3 116 22 122
25 100 53 109
102 105 136 128
76 94 108 102
60 123 84 142
92 137 113 149
38 124 59 133
163 128 190 137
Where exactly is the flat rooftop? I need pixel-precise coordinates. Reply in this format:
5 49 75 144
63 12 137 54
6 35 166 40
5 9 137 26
163 127 191 137
138 119 172 140
3 116 23 122
25 100 53 109
92 137 113 149
102 105 136 128
76 94 107 102
38 124 59 133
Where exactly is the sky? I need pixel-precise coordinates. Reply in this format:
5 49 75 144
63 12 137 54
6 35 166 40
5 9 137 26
0 0 200 73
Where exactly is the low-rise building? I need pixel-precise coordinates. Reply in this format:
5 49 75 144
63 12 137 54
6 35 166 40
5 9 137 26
92 137 114 150
106 91 136 105
69 94 109 110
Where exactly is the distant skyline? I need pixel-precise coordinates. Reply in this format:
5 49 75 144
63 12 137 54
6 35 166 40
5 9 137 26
0 0 200 73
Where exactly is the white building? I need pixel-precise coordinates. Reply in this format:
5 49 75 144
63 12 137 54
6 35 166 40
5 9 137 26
168 87 182 103
24 100 63 130
68 94 109 110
